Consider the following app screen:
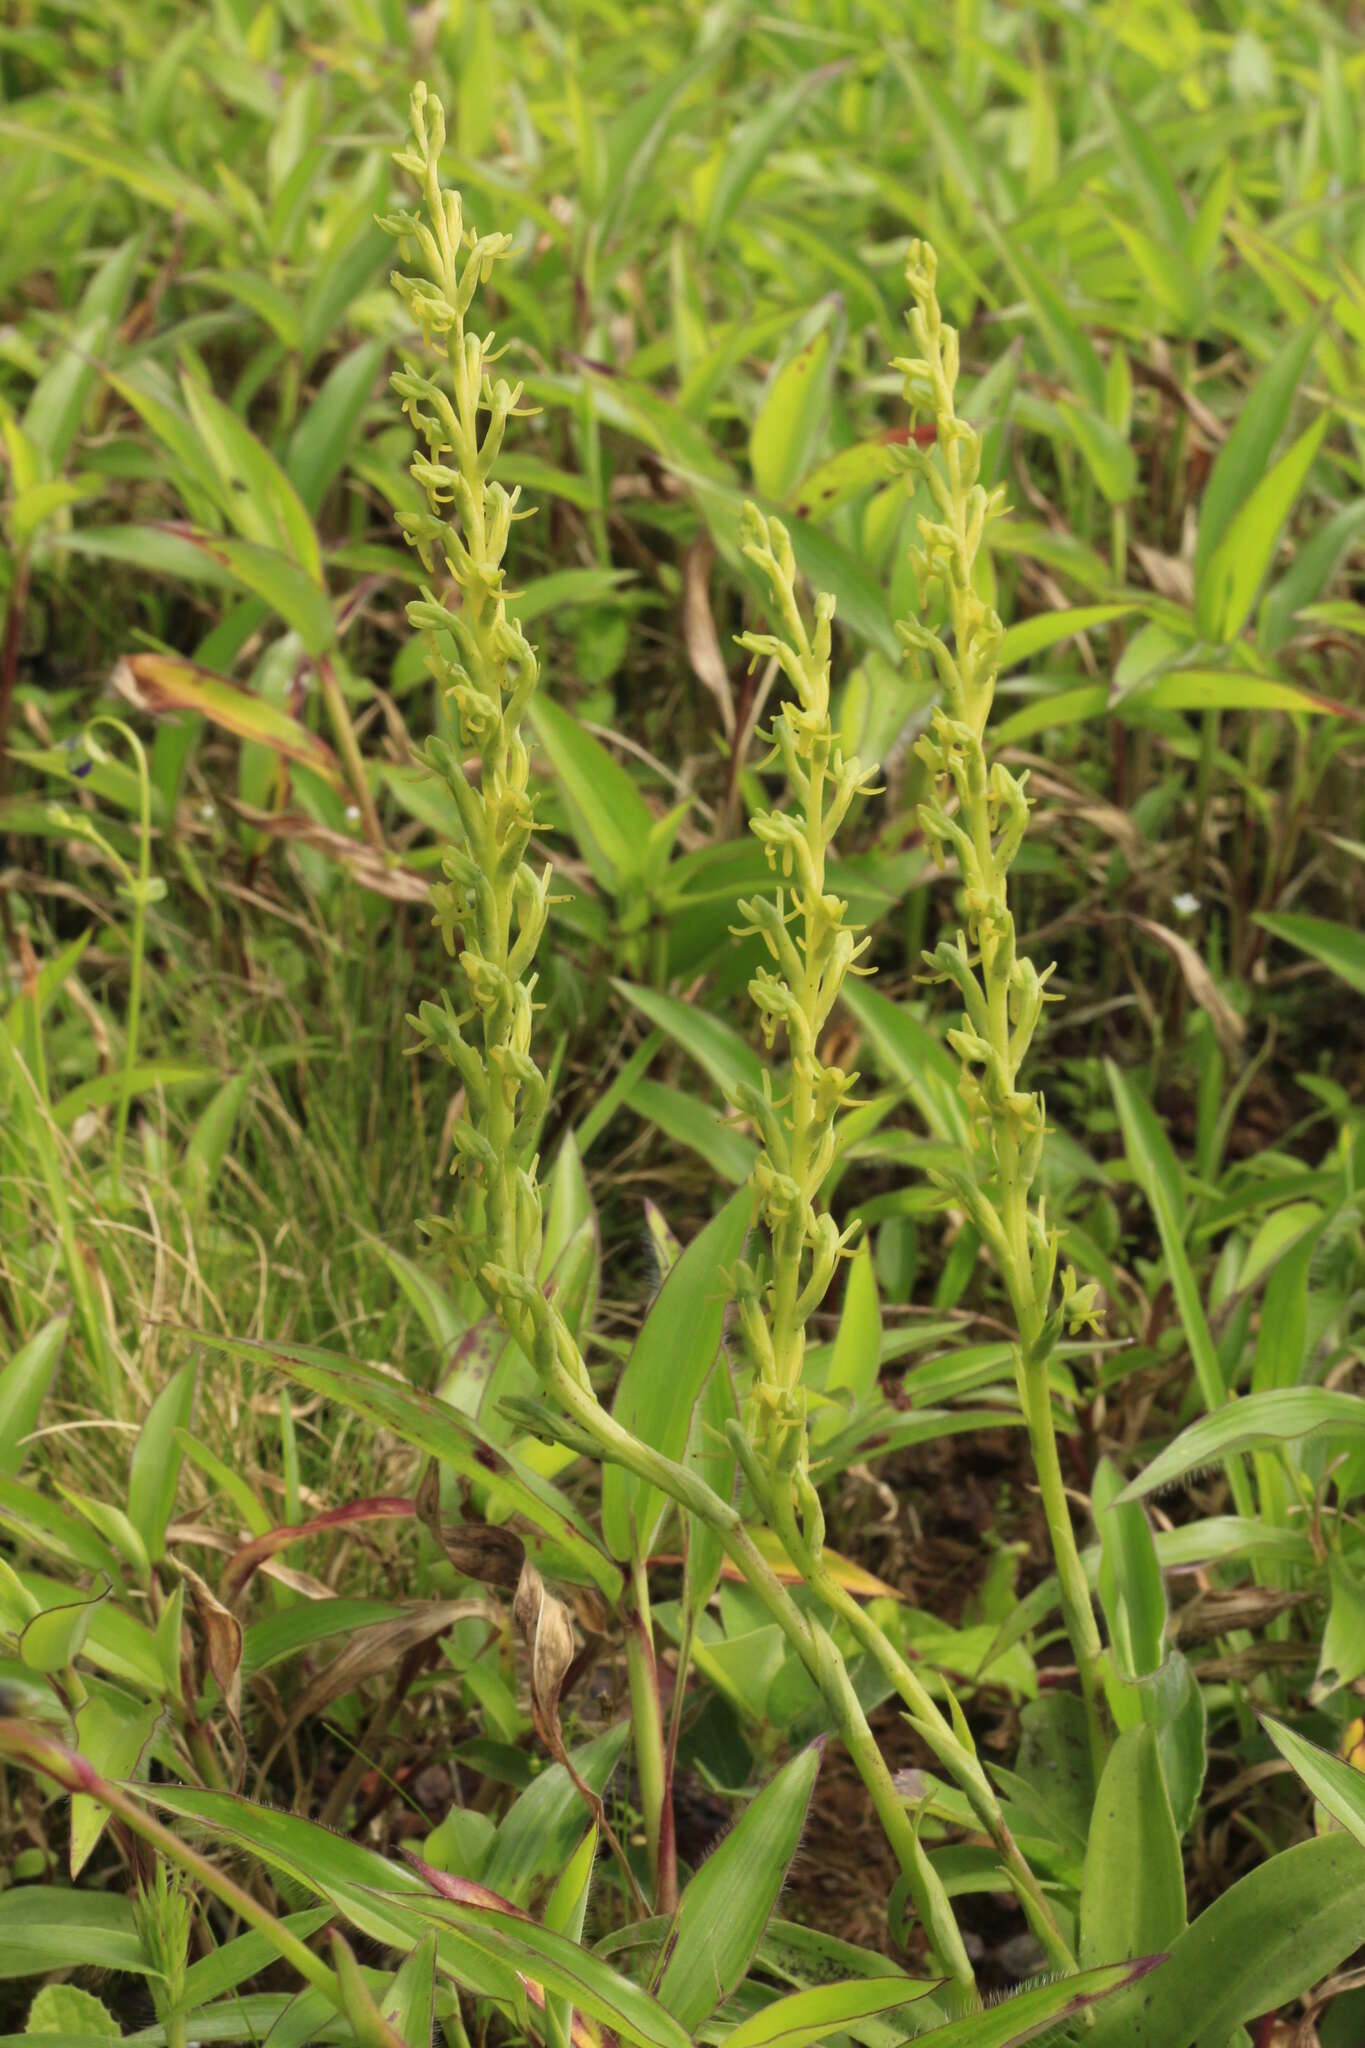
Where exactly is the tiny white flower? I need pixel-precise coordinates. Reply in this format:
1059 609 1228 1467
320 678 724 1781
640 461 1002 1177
344 804 362 825
198 802 216 822
1172 891 1200 917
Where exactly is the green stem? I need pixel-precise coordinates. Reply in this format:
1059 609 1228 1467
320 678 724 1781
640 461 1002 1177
537 1351 973 1987
721 1529 976 1993
780 1498 1078 1976
86 717 153 1196
317 655 384 854
626 1557 672 1912
0 1721 342 2007
1017 1359 1109 1777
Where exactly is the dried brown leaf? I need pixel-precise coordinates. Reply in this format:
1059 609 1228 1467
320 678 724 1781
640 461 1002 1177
219 1497 415 1610
1132 915 1246 1056
176 1561 244 1725
682 537 735 737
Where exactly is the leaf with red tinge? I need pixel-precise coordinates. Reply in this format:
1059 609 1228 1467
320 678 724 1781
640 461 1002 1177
220 1497 415 1609
397 1886 692 2048
115 654 340 777
407 1859 601 2048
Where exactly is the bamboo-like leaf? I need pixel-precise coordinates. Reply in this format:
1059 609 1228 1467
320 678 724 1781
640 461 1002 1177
19 1581 109 1674
750 306 839 503
400 1892 693 2048
1088 1835 1365 2048
1262 1717 1365 1851
1080 1726 1185 1968
126 1362 195 1566
0 1316 68 1480
601 1185 752 1562
1193 318 1324 636
1118 1387 1365 1503
655 1745 822 2031
530 694 654 892
0 1885 149 1979
1204 413 1329 642
917 1960 1162 2045
613 979 764 1101
720 1974 937 2048
1255 912 1365 996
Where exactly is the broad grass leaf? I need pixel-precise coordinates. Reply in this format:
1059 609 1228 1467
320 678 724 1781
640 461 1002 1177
195 265 303 350
700 67 842 250
600 40 728 241
1093 1457 1165 1681
401 1894 691 2048
480 1725 630 1903
998 605 1135 672
913 1960 1159 2044
182 1073 250 1216
790 440 900 522
1057 402 1137 505
0 1316 68 1480
299 215 390 367
601 1185 752 1562
17 1567 165 1696
721 1974 937 2048
654 1745 822 2032
23 236 140 468
19 1581 109 1673
1260 498 1365 651
70 1690 161 1877
51 1064 215 1133
25 1980 121 2036
1080 1726 1185 1969
1255 912 1365 996
1193 317 1324 635
286 339 387 514
977 219 1106 412
1126 670 1350 717
146 1785 518 2005
1204 414 1329 642
612 979 764 1101
330 1930 407 2048
530 695 654 892
750 309 839 503
1088 1834 1365 2048
366 1241 464 1362
1313 1557 1365 1703
0 1888 148 1979
54 524 241 590
1118 1387 1365 1503
379 1933 437 2048
127 1362 195 1565
818 1240 880 1425
178 374 322 582
1107 1063 1233 1426
542 1828 597 2048
185 535 336 655
842 983 967 1147
627 1079 757 1185
1263 1718 1365 1851
0 118 229 232
0 1478 123 1579
1102 88 1187 248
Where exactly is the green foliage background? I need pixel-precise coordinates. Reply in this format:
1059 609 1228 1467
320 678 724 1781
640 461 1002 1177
2 1 1365 2043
